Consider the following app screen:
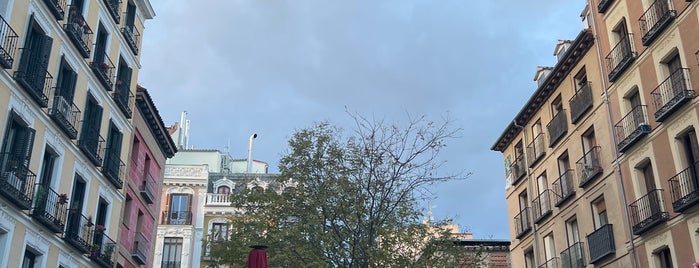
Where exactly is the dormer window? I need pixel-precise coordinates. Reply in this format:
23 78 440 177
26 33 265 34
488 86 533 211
535 66 553 87
555 40 572 62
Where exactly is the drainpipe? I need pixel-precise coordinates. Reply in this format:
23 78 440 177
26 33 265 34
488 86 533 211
588 1 639 267
513 119 540 267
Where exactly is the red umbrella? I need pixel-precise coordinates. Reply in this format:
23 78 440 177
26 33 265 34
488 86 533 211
246 245 268 268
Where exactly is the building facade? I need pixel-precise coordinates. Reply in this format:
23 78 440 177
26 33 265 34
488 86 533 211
493 0 699 267
0 0 155 267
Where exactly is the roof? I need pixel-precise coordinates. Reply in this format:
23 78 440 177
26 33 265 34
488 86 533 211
136 85 178 158
490 29 594 152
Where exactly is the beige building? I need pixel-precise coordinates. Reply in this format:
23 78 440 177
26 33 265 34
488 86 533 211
493 0 699 267
0 0 154 267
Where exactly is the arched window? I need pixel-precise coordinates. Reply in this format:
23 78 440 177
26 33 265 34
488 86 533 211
216 186 230 194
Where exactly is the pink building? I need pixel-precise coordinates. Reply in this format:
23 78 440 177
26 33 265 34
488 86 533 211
117 86 176 268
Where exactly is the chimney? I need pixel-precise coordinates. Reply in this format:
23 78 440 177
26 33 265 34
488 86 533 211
247 133 257 173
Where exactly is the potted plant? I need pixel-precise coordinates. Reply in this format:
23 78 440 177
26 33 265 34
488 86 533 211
58 193 69 204
91 244 100 257
95 224 106 234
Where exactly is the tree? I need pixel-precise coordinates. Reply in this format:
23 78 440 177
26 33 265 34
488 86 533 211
209 113 481 267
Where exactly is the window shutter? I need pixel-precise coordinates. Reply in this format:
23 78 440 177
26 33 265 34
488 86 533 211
64 67 78 102
13 126 36 169
0 112 17 154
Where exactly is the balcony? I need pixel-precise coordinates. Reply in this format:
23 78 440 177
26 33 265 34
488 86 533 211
42 0 67 20
63 7 92 58
560 242 586 268
0 153 37 210
64 212 94 254
162 261 181 268
122 26 140 55
569 82 593 124
577 146 603 187
132 231 149 264
206 193 231 206
587 224 615 263
161 211 192 225
103 0 121 23
598 0 613 13
14 49 53 107
538 257 559 268
554 169 576 207
102 152 124 189
547 110 568 147
90 52 115 90
640 0 676 46
532 189 553 224
140 171 156 204
651 68 695 122
90 231 116 268
31 184 68 233
606 34 635 82
48 95 80 139
78 128 105 166
669 162 699 212
0 15 19 69
510 154 526 185
615 105 651 153
514 207 531 239
629 189 669 235
113 81 134 118
527 133 546 167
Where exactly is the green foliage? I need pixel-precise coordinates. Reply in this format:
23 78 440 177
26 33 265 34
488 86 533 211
209 113 480 267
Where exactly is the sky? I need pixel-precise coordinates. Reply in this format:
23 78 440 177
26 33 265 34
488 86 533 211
139 0 586 240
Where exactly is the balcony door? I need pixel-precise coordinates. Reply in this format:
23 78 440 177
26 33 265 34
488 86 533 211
162 237 183 267
679 129 699 181
666 54 685 92
168 194 191 224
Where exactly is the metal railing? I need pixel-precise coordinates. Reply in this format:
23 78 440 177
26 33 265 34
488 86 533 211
669 161 699 212
113 82 134 118
514 207 531 239
0 152 37 210
90 51 115 90
651 68 695 121
553 169 576 206
140 171 156 204
569 82 593 124
90 231 116 268
527 133 546 167
161 261 181 268
560 242 586 268
510 153 526 184
49 95 81 139
161 211 192 225
577 146 603 187
32 184 68 233
121 25 140 55
14 47 53 107
587 224 615 263
78 126 105 166
629 189 669 235
64 6 93 58
605 33 635 82
64 211 94 254
538 257 559 268
640 0 676 46
132 231 149 264
42 0 67 20
103 0 121 23
0 14 19 69
614 105 650 152
532 189 553 223
598 0 613 13
547 110 568 147
206 193 231 206
102 151 124 189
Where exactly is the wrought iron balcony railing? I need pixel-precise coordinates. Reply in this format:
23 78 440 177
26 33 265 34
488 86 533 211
569 82 593 124
14 48 53 107
598 0 614 13
0 153 36 210
640 0 676 46
113 82 134 118
49 95 80 139
651 68 695 122
161 261 181 268
606 34 635 82
538 257 559 268
615 105 651 152
561 242 586 268
577 146 603 187
90 52 115 90
90 231 116 268
629 189 669 235
161 211 192 225
121 25 140 55
514 207 531 239
0 14 19 69
547 110 568 147
510 153 526 185
103 0 121 23
102 151 124 189
78 127 105 166
587 224 615 263
31 184 68 233
532 189 553 224
132 231 149 264
669 161 699 212
42 0 67 20
553 169 576 207
64 211 94 254
527 133 546 167
64 7 92 58
206 193 231 206
140 171 156 204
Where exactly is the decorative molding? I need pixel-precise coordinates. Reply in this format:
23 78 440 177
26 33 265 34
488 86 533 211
0 202 16 231
165 166 207 178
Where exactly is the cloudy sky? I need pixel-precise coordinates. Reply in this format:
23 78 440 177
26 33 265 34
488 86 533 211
139 0 586 239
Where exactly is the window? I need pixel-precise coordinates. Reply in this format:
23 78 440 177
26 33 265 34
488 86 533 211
519 190 528 211
524 248 534 268
131 137 140 163
16 16 53 104
558 151 571 176
532 120 542 138
167 194 191 224
94 24 109 64
536 172 548 194
654 247 674 268
53 58 78 129
551 95 563 116
211 223 228 241
543 233 556 263
93 198 109 246
626 89 642 112
123 195 132 225
104 121 123 182
582 127 597 153
574 68 588 92
592 197 608 228
38 148 57 185
639 161 657 193
125 1 136 27
162 237 183 266
21 248 38 268
78 93 103 164
566 217 580 245
678 129 699 169
116 57 132 93
612 19 629 46
217 186 230 194
1 111 36 170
